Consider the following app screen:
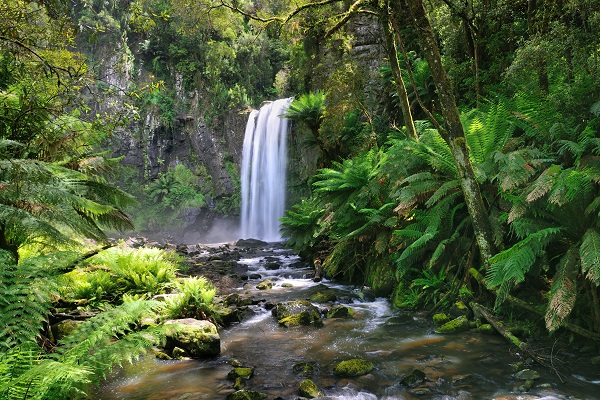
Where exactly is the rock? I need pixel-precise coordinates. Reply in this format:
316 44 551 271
332 358 374 377
476 323 495 334
298 379 322 398
591 355 600 365
264 262 280 270
309 289 337 303
228 367 254 380
292 362 317 377
226 390 267 400
51 319 83 341
326 305 355 318
514 369 540 380
172 347 189 359
164 318 220 357
256 279 274 290
432 313 451 326
435 315 470 334
235 239 268 248
400 368 426 387
279 310 323 328
233 376 245 390
272 300 320 321
450 301 473 319
216 306 244 325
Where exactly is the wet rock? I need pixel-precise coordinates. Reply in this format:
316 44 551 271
216 306 245 325
264 262 281 270
514 369 540 380
172 346 189 359
279 310 323 328
235 239 268 248
272 300 320 321
249 273 262 279
228 367 254 380
326 305 355 318
309 289 337 303
226 389 267 400
432 313 451 326
332 358 374 377
476 323 495 335
450 301 473 319
435 315 470 334
591 355 600 365
256 279 274 290
164 318 220 357
400 368 426 387
293 362 317 377
223 293 254 307
298 379 322 398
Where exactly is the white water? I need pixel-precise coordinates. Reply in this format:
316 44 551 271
240 98 293 242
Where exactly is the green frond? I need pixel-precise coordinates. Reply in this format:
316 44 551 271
580 228 600 285
524 165 561 202
425 179 460 208
545 246 579 332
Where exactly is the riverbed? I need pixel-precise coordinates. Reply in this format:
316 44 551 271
94 243 600 400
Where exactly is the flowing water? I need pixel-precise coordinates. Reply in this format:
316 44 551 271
240 98 293 242
95 244 600 400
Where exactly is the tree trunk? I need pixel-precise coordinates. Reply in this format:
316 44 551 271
404 0 496 265
383 3 418 140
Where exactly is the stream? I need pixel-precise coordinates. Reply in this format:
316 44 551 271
94 243 600 400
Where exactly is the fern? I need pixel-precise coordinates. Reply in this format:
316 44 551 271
580 228 600 285
545 247 579 332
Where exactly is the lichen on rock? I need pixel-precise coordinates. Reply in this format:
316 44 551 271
332 358 374 377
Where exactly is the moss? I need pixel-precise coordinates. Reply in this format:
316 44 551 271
228 367 254 380
309 290 337 303
332 358 374 377
326 305 355 318
298 379 322 398
477 324 495 334
293 362 317 376
225 390 267 400
256 279 274 290
432 313 450 326
279 310 322 328
435 315 470 334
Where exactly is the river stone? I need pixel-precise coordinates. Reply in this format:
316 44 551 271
164 318 220 357
326 305 355 318
476 323 495 334
228 367 254 380
293 362 317 377
514 369 540 380
279 310 323 328
298 379 322 398
449 301 473 319
309 289 337 303
400 368 426 387
224 293 254 307
226 389 267 400
272 300 320 321
264 262 281 270
256 279 274 290
235 239 268 248
435 315 470 334
332 358 374 377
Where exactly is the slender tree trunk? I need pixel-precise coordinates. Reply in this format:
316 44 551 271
383 2 418 140
404 0 496 265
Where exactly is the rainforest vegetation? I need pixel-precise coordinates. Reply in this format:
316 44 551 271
1 0 599 397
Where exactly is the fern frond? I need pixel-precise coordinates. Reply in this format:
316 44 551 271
525 165 561 202
580 228 600 286
545 246 579 332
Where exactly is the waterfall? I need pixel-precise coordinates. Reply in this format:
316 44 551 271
240 98 293 242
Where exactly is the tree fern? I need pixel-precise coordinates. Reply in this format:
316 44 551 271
545 246 579 332
580 228 600 285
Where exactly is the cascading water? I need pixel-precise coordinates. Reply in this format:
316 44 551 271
240 98 293 242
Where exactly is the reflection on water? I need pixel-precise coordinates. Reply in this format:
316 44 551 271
94 245 600 400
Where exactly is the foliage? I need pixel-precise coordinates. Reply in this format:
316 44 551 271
146 164 206 211
161 276 217 321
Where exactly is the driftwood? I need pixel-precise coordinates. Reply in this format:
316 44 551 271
469 268 600 341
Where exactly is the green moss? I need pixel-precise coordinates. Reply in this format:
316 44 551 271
326 305 355 318
279 310 322 327
432 313 450 326
225 390 267 400
332 358 374 377
309 290 337 303
435 315 470 334
299 379 321 398
476 324 495 334
228 367 254 380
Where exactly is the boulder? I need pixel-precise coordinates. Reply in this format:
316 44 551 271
326 305 355 319
51 319 83 341
226 390 267 400
279 311 323 328
299 379 322 398
400 368 426 387
272 300 323 327
292 362 317 377
332 358 374 377
228 367 254 380
432 313 451 326
164 318 220 357
449 301 473 319
235 239 268 248
435 315 470 334
309 289 337 303
256 279 274 290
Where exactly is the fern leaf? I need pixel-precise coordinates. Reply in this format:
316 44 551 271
581 228 600 285
545 246 579 332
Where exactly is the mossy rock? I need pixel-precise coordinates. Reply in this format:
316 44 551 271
293 362 317 377
256 279 274 290
400 368 426 387
299 379 322 398
449 301 473 319
164 319 220 357
332 358 374 377
279 310 323 328
514 369 540 380
326 305 355 319
51 319 83 341
272 300 320 321
432 313 451 326
172 347 190 359
228 367 254 380
476 323 495 335
435 315 470 334
591 355 600 366
225 390 267 400
233 376 245 390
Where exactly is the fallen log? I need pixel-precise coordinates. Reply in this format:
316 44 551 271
469 268 600 341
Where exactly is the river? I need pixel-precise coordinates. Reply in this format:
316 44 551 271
94 243 600 400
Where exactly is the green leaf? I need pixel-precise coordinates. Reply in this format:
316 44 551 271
581 228 600 286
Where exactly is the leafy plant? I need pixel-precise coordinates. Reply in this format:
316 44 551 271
162 277 217 321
